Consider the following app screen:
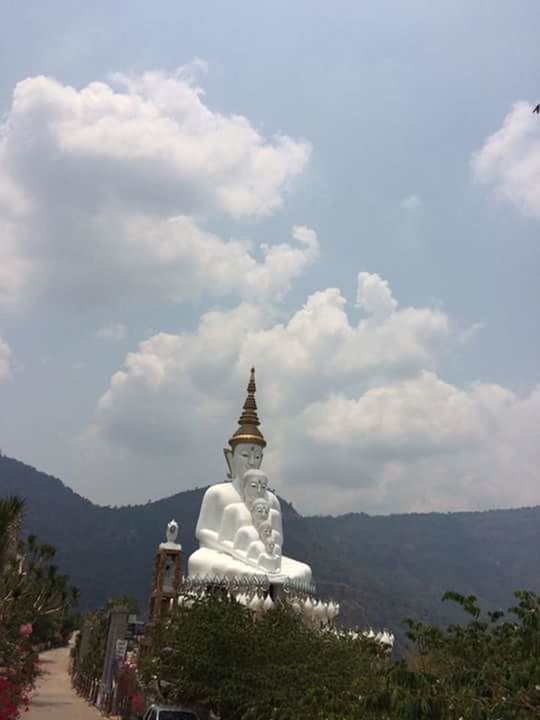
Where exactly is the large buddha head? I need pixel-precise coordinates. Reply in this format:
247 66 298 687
242 468 268 506
224 368 266 485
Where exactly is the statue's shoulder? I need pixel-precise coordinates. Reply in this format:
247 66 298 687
267 490 281 510
203 482 239 504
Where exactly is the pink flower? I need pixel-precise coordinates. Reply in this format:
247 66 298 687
19 624 33 637
132 693 145 714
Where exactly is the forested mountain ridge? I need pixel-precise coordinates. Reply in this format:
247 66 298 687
2 453 539 642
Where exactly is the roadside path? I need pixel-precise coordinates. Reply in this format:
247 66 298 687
27 646 104 719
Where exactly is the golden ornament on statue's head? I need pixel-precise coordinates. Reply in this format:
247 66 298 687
228 368 266 449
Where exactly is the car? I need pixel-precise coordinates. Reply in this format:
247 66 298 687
142 704 200 720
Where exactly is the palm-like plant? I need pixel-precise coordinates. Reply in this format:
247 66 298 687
0 496 24 573
0 495 78 718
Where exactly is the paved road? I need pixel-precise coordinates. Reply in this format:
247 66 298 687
27 646 104 719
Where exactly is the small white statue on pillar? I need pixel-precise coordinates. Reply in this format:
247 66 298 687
166 519 179 544
149 520 184 622
188 368 312 585
160 519 182 550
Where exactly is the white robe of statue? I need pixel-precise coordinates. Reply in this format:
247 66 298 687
188 444 312 582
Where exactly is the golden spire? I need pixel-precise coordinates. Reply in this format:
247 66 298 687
228 368 266 448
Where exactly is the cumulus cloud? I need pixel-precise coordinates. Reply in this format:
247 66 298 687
12 213 317 307
472 101 540 218
5 70 309 218
91 278 444 447
0 222 30 309
0 337 12 381
301 372 488 457
74 272 540 514
356 272 398 319
0 69 312 307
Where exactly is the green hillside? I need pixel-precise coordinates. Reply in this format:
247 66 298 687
2 453 539 643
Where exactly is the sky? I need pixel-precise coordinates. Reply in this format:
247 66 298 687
0 1 539 516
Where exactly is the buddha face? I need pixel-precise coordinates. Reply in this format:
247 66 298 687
251 498 270 523
229 443 263 481
242 469 268 506
259 521 273 540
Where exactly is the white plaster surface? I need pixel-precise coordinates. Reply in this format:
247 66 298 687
188 443 312 582
159 541 183 550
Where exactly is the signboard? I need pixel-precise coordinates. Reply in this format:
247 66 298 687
100 607 129 699
115 639 128 660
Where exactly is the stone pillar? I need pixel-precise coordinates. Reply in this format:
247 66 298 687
78 617 94 665
147 544 184 624
141 521 184 658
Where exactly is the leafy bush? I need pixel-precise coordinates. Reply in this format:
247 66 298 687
0 497 78 719
141 594 390 720
141 590 540 720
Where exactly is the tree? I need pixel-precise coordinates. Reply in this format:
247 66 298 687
141 594 390 720
141 590 540 720
393 590 540 719
0 497 24 572
72 595 140 688
0 496 78 719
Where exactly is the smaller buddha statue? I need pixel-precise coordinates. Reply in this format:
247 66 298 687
166 519 179 544
258 521 281 556
188 369 312 584
232 495 283 573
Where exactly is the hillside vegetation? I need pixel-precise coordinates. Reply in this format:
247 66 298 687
1 454 539 642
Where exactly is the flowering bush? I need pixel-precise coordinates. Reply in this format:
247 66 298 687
0 677 31 720
0 626 38 720
1 498 78 719
115 659 145 717
131 692 145 715
18 625 32 638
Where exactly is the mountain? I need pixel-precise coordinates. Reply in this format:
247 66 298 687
2 453 540 645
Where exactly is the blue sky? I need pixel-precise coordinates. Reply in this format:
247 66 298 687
0 2 539 514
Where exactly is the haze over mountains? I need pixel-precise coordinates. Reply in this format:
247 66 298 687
1 453 539 644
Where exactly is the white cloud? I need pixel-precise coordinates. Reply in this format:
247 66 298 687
5 70 310 219
96 323 127 341
301 372 488 456
75 271 540 514
356 271 398 319
0 69 312 308
73 271 539 513
0 337 12 381
3 71 535 515
90 279 441 445
0 221 31 308
78 216 317 304
472 101 540 218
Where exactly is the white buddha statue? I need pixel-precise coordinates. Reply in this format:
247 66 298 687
188 369 312 584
